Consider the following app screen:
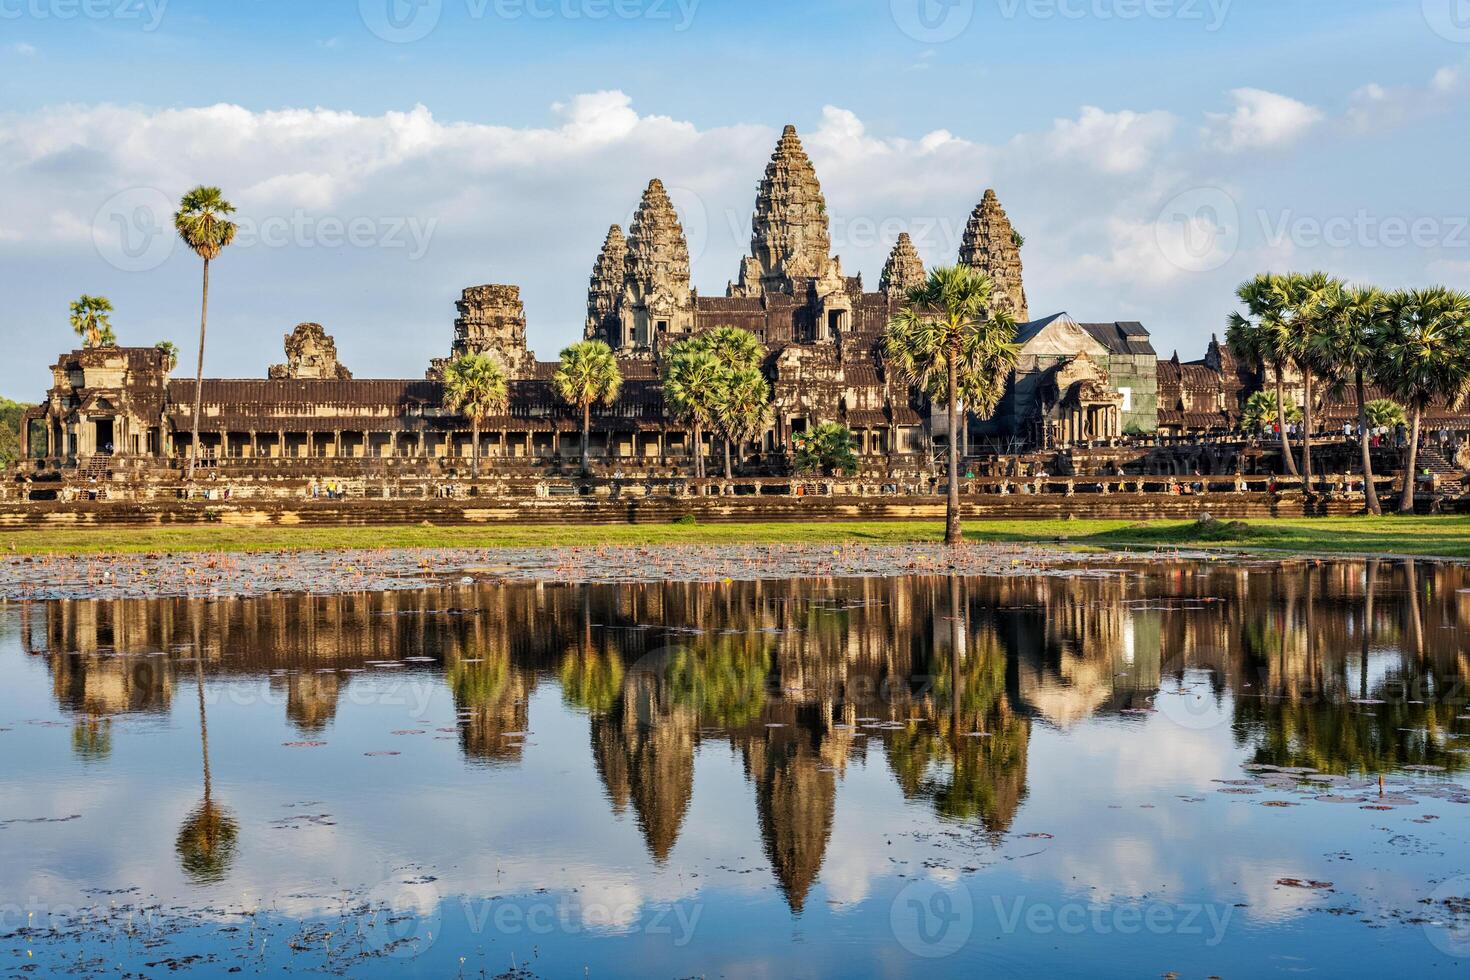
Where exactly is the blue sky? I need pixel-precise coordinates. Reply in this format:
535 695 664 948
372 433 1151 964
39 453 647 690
2 0 1467 395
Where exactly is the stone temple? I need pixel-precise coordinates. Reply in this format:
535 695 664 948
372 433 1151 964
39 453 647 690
15 124 1338 488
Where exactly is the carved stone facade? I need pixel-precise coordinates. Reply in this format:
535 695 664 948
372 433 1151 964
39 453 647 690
429 284 536 379
959 189 1029 322
268 323 352 381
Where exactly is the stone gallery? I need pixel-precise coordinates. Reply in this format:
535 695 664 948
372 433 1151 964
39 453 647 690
17 126 1334 486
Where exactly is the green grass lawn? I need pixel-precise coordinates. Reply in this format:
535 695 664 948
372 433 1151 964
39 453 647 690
7 515 1470 558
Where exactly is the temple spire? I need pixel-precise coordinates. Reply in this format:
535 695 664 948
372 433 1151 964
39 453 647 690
731 125 834 297
880 232 926 300
958 189 1029 322
621 179 694 350
586 224 628 345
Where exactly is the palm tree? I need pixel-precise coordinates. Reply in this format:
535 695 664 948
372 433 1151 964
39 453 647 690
155 340 179 374
1317 285 1389 514
662 344 727 480
1228 274 1298 477
175 187 237 481
1278 271 1343 495
691 326 765 476
1365 398 1407 432
716 367 774 477
884 265 1019 546
1381 287 1470 513
69 295 115 348
1240 391 1301 435
552 340 622 474
698 325 764 372
442 353 509 479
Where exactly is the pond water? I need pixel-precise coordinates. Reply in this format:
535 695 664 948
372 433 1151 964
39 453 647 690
4 560 1470 977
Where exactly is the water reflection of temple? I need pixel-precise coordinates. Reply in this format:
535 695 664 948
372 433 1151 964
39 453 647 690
20 560 1470 906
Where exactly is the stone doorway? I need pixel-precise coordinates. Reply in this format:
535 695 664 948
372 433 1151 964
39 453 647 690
94 418 115 454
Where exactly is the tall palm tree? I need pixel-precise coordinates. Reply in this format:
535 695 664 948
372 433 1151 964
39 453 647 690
1317 285 1389 514
1228 274 1298 477
175 187 237 481
1278 271 1343 495
691 326 765 475
698 325 764 372
552 340 623 474
1381 287 1470 513
884 265 1019 546
442 353 509 479
716 366 774 478
69 295 116 348
662 345 727 480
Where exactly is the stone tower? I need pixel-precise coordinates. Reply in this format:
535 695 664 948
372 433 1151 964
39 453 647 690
879 233 926 300
621 179 695 351
731 125 835 298
428 284 535 379
958 189 1029 322
268 323 352 380
586 224 628 347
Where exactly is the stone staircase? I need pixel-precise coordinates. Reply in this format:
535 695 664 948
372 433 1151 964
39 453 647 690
76 453 111 480
1416 445 1463 496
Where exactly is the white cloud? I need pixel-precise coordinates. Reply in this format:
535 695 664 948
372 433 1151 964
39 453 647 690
1043 106 1176 175
1203 88 1323 152
0 81 1452 397
1346 64 1465 132
9 42 37 56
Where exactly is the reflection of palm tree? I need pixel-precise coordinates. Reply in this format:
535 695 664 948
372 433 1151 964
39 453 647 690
561 649 624 713
70 717 112 761
886 586 1030 833
177 647 237 884
664 636 771 728
1405 559 1425 659
447 645 529 766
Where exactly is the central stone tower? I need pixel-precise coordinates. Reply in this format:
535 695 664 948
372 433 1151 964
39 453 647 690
730 125 837 298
